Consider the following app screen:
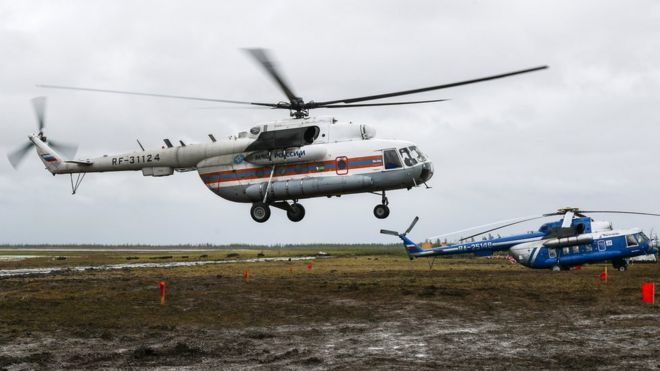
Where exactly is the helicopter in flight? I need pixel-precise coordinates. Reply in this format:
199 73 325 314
8 49 547 223
381 208 659 271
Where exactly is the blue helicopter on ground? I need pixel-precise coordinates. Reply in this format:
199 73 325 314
381 208 659 271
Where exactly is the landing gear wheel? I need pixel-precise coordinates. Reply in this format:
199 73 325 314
287 203 306 222
552 265 561 272
250 203 271 223
374 204 390 219
612 258 628 272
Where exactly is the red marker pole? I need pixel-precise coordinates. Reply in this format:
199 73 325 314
642 282 655 304
243 270 250 282
159 281 166 305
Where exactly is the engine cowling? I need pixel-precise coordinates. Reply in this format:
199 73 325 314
245 125 320 151
543 234 592 249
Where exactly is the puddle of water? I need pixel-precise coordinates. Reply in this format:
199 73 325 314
0 255 40 261
0 256 320 277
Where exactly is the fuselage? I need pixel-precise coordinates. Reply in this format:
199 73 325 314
401 217 658 270
509 228 656 269
197 138 433 203
31 116 434 205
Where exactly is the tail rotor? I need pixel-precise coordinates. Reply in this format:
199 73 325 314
380 216 419 237
7 97 77 169
405 216 420 235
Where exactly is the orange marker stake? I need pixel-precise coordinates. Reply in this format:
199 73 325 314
306 263 313 270
243 270 250 282
642 282 655 304
599 266 608 282
159 281 166 305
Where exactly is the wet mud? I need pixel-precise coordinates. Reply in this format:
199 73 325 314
0 255 658 369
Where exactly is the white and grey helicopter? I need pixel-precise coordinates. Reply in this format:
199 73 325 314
8 49 547 223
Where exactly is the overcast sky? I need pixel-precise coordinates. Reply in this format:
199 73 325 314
1 1 660 245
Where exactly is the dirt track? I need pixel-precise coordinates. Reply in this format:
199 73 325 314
0 254 658 369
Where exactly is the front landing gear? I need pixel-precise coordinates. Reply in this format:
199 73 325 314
612 258 628 272
373 191 390 219
250 202 271 223
374 204 390 219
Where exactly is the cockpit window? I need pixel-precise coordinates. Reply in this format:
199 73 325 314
399 148 418 167
636 233 649 244
383 149 402 170
408 146 427 162
626 234 638 247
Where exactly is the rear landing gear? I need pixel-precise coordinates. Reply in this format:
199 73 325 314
286 203 305 222
250 202 271 223
251 201 305 223
373 191 390 219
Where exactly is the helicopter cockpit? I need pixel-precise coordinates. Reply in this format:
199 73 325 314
626 232 649 247
382 145 434 185
399 146 427 167
384 146 429 169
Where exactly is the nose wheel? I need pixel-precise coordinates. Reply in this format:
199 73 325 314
373 191 390 219
612 258 628 272
374 204 390 219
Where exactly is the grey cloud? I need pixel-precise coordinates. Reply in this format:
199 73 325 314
1 1 659 244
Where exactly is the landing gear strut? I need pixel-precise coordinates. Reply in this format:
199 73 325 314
373 191 390 219
250 202 271 223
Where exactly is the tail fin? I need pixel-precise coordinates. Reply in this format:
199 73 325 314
380 217 428 259
400 235 425 257
31 135 63 173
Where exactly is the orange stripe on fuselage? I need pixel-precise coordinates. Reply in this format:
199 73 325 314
200 155 383 185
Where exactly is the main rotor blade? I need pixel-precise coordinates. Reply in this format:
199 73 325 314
405 216 420 235
561 211 574 228
32 96 46 131
48 140 78 159
7 142 35 169
317 99 448 108
380 229 400 236
311 65 548 107
458 215 548 242
37 84 281 108
581 210 660 217
428 214 545 240
243 48 299 105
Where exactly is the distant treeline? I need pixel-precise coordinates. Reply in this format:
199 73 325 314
0 243 402 250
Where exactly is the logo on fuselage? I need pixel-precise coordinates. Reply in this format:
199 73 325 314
253 149 307 161
233 154 245 164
